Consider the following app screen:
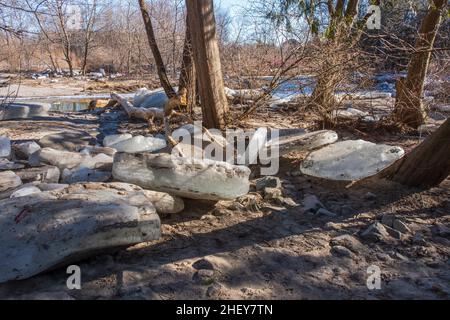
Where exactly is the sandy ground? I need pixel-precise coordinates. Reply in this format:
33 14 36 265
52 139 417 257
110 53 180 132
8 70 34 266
0 80 448 300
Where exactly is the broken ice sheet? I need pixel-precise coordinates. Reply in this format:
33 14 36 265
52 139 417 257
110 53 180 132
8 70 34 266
300 140 405 181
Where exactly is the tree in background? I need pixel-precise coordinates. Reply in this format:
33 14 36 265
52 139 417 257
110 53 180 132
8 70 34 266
138 0 176 98
186 0 228 129
392 0 447 128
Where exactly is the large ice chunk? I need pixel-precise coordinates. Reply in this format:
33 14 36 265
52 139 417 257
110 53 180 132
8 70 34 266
300 140 405 181
113 152 251 200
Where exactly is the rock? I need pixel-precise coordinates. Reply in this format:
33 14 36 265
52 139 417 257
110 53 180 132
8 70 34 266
317 208 337 217
0 102 50 120
0 158 24 170
62 167 111 184
385 225 404 240
103 134 133 148
193 269 215 285
193 258 215 270
330 245 355 258
412 233 427 246
361 222 390 242
392 219 411 234
206 283 222 297
381 215 411 234
10 186 42 198
113 153 251 200
14 165 60 183
302 194 325 214
300 140 405 181
39 131 96 152
0 136 11 158
431 225 450 238
364 192 377 200
0 171 22 192
108 135 166 153
12 141 41 160
264 130 338 155
0 183 161 283
255 176 281 191
263 187 282 200
31 148 89 170
330 234 364 253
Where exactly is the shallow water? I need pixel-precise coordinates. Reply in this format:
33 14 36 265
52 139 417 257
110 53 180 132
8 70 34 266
50 100 91 112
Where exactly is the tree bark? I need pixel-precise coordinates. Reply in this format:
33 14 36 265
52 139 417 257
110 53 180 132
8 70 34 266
186 0 229 129
389 118 450 189
392 0 447 128
178 16 196 115
138 0 176 98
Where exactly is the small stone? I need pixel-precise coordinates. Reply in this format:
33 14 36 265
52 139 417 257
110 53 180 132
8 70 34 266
381 214 395 227
385 225 404 240
392 219 411 234
255 176 281 191
330 234 364 253
194 269 215 285
364 192 377 200
13 141 41 160
206 283 222 297
412 233 427 246
302 194 325 213
361 222 390 242
330 245 355 258
431 225 450 238
317 208 337 217
263 187 282 200
193 258 214 271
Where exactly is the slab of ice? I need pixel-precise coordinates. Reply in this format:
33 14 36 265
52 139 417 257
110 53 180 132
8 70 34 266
113 153 251 200
0 183 160 283
300 140 405 181
332 108 369 119
0 136 11 158
133 88 168 109
107 135 167 153
265 130 338 155
0 103 50 120
103 134 133 148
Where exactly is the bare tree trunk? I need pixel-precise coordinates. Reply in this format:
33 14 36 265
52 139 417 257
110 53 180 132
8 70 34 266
389 118 450 188
138 0 176 98
186 0 228 129
178 16 196 115
392 0 447 128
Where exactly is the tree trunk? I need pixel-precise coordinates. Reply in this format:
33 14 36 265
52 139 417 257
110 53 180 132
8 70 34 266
392 0 447 128
389 118 450 189
138 0 176 98
186 0 229 129
178 17 196 115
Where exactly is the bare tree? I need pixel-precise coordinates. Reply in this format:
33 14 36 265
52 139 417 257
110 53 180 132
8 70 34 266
186 0 229 129
389 118 450 188
138 0 176 98
392 0 447 128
